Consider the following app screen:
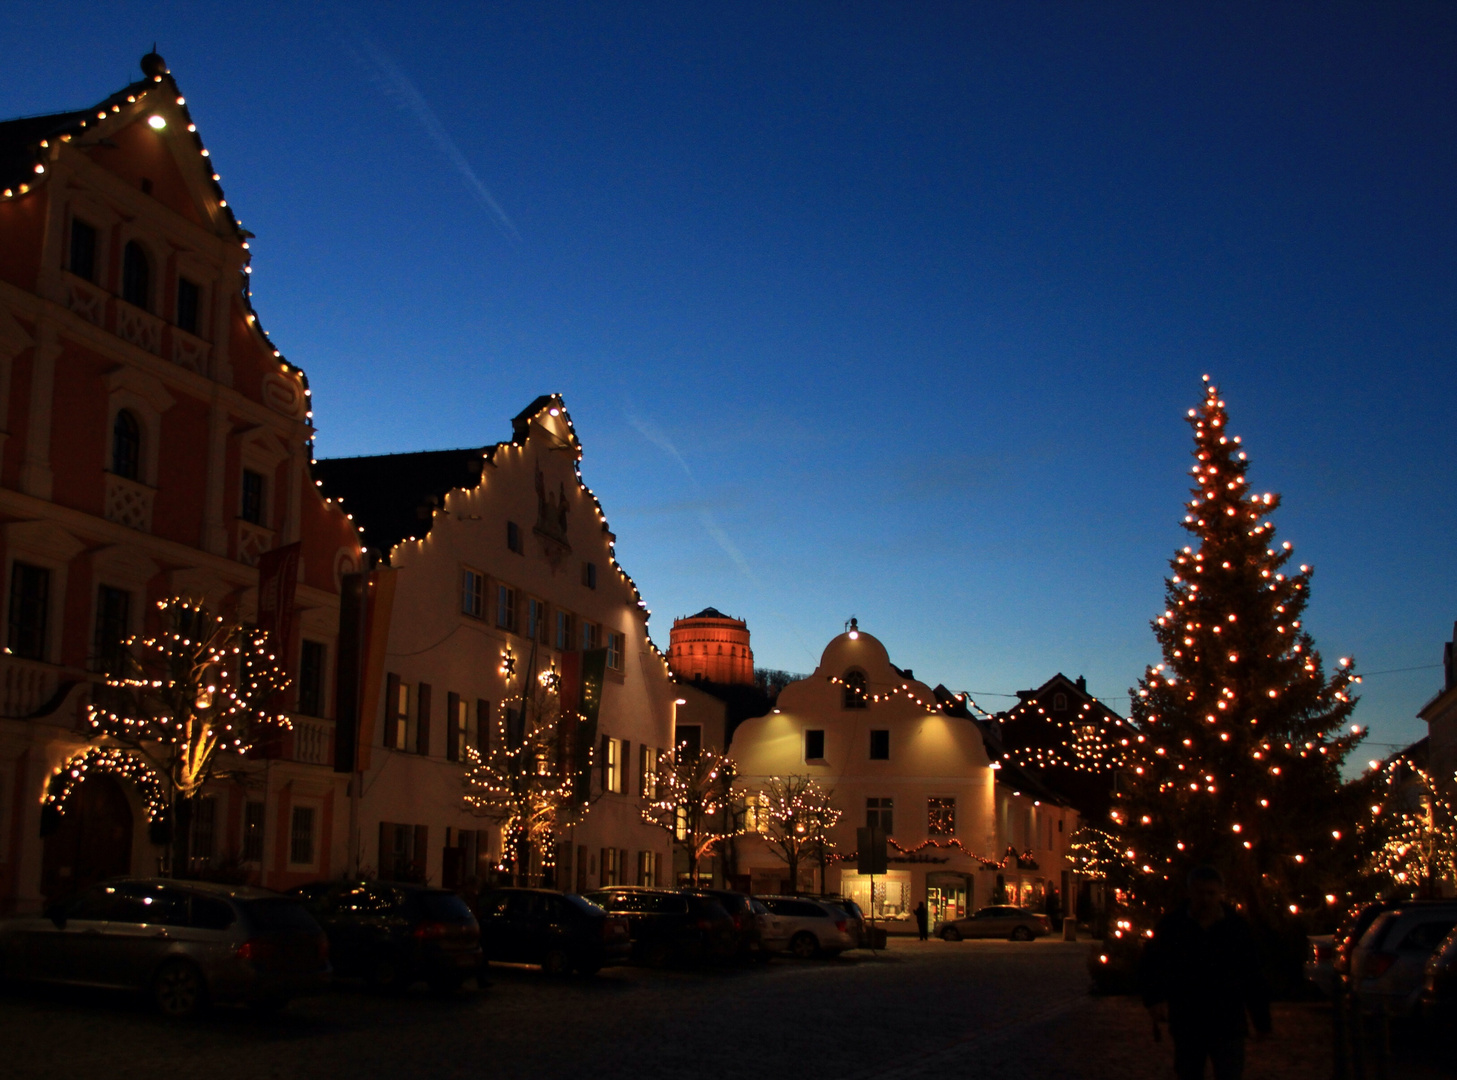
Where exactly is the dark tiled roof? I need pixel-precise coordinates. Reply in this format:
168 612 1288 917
687 607 733 620
0 110 89 191
312 448 490 558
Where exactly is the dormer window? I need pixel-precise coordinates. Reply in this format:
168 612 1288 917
70 219 97 281
843 669 868 710
176 277 200 335
1053 693 1067 711
121 241 150 310
111 410 141 480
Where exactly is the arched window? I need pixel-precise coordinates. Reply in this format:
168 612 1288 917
112 410 141 480
1053 693 1067 711
121 241 150 310
843 669 868 710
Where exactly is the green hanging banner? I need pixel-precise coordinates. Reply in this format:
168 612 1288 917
562 648 608 802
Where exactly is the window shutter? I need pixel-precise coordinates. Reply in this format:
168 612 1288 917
413 824 429 880
446 692 460 762
383 674 400 748
599 847 609 886
476 699 491 754
417 683 432 755
621 740 631 796
620 849 629 886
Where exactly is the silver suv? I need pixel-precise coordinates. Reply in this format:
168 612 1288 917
0 878 330 1016
757 896 858 958
1351 902 1457 1017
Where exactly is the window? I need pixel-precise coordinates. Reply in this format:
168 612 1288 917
637 850 658 887
240 469 265 525
507 521 523 554
190 795 217 863
379 822 426 881
580 619 599 651
640 744 657 798
1053 693 1067 711
384 674 409 750
869 729 890 760
446 692 469 762
606 631 624 671
928 797 956 837
600 846 620 886
415 683 432 755
867 797 894 834
496 585 517 633
243 801 265 862
461 569 485 619
843 670 868 709
742 791 770 835
7 562 50 661
804 729 826 762
289 806 316 865
176 277 200 335
603 737 622 794
93 585 131 674
675 724 701 761
111 409 141 480
554 610 572 650
582 561 597 589
298 640 326 717
527 598 548 643
121 240 150 309
69 218 97 281
475 699 491 754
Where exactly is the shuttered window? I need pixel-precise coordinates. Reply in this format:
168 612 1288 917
476 699 491 754
416 683 432 755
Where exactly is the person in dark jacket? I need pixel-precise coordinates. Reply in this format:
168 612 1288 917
1142 866 1271 1080
914 901 929 941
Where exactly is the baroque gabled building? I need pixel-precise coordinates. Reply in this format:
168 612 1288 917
0 54 362 912
314 396 677 890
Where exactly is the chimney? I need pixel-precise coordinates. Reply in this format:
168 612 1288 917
1075 675 1087 694
1446 621 1456 691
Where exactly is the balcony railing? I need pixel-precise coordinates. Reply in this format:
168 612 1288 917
291 716 332 766
0 654 94 720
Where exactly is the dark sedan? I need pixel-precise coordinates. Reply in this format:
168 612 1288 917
476 888 631 975
583 887 735 966
0 878 329 1016
289 879 480 992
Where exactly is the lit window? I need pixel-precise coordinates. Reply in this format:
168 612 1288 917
843 670 868 710
928 797 956 837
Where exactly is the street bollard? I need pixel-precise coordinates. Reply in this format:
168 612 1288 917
1062 917 1077 941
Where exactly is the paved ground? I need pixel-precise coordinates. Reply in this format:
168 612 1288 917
1 938 1446 1079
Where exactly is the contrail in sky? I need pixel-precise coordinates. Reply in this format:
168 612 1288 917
626 408 761 589
338 22 520 242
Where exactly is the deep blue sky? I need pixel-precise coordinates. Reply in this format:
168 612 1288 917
6 3 1454 756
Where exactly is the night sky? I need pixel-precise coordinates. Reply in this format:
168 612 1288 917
5 3 1454 757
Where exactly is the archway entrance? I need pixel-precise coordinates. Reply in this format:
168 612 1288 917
41 773 134 901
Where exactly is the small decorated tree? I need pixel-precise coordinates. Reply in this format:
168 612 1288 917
754 775 843 895
1114 378 1366 930
87 597 291 875
462 672 587 885
1366 760 1457 898
640 747 740 886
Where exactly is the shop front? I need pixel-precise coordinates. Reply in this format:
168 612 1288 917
925 871 971 929
838 869 913 928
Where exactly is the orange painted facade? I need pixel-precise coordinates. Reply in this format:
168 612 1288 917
0 56 362 911
668 607 755 685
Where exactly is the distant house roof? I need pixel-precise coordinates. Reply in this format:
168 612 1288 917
312 447 490 557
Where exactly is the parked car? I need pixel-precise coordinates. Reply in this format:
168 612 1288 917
475 888 630 975
938 905 1051 942
749 897 784 957
1305 934 1337 998
683 888 763 960
582 887 736 965
820 895 869 947
0 878 329 1017
289 879 480 992
1350 902 1457 1017
756 896 857 958
1334 900 1404 984
1419 925 1457 1031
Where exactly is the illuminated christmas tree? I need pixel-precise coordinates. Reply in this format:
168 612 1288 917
1365 757 1457 898
1113 377 1365 927
85 597 291 875
752 775 843 896
640 747 740 886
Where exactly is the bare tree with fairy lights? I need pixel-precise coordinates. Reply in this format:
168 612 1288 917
640 747 740 886
753 775 843 895
1365 759 1457 898
86 596 292 876
462 672 589 885
1113 377 1367 932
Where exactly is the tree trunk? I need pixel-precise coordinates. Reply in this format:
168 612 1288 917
170 794 193 879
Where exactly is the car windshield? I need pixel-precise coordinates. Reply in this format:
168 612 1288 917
245 899 321 933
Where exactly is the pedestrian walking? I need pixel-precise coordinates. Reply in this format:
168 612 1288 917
914 900 929 941
1141 866 1271 1080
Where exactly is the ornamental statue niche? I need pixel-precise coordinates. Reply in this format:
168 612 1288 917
534 464 572 570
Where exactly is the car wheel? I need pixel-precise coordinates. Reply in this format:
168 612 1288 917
153 960 207 1019
790 932 819 960
941 926 963 942
1011 926 1034 942
366 957 410 993
542 948 572 976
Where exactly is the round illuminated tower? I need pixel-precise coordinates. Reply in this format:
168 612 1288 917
668 607 754 684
